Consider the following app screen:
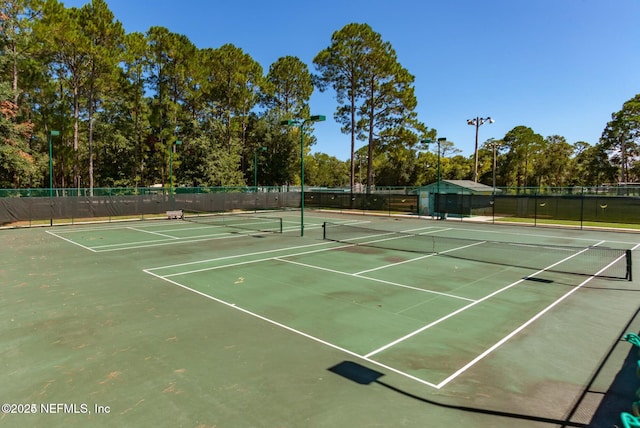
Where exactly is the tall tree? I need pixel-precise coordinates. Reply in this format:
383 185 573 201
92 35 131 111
206 44 262 154
572 142 617 186
145 26 196 185
1 0 43 107
258 57 314 185
374 146 417 186
500 126 544 189
121 31 151 186
0 5 44 188
78 0 124 192
476 139 502 185
314 23 368 192
358 32 423 192
537 135 573 187
193 44 263 185
305 152 349 187
38 0 90 188
601 94 640 183
0 66 44 187
315 23 424 192
262 56 313 118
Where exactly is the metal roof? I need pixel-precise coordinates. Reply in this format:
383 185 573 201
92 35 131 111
421 180 497 193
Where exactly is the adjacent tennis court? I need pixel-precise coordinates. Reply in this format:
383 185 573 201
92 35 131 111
2 211 639 427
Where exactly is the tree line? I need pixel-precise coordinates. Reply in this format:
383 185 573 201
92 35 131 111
1 0 638 192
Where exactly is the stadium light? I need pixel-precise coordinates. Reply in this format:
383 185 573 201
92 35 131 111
467 116 494 182
280 115 326 236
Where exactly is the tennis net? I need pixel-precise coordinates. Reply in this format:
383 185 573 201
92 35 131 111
183 212 283 234
322 222 632 280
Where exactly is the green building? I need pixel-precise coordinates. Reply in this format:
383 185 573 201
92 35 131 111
418 180 497 217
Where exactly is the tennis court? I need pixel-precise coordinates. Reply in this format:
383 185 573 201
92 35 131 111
1 211 639 427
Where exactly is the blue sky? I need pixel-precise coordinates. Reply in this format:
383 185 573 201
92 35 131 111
62 0 640 160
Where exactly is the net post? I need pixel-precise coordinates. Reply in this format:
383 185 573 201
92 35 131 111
626 249 632 281
278 217 283 234
322 222 327 240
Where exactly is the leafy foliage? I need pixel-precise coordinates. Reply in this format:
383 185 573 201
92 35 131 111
0 2 636 191
600 94 640 183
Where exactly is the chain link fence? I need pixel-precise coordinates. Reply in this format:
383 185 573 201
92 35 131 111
1 185 638 228
0 187 299 227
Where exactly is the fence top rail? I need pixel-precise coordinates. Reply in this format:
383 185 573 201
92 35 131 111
2 185 640 198
0 186 291 198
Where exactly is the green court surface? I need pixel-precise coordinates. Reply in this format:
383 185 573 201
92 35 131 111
1 211 639 427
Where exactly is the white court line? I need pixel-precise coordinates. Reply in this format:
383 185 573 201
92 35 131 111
363 240 607 359
143 236 635 390
44 220 170 233
91 236 199 249
45 221 231 251
59 224 313 253
149 223 436 272
91 232 253 252
146 241 334 271
326 226 450 249
274 258 475 302
90 230 233 249
59 221 301 252
142 268 439 389
142 224 439 273
126 226 179 239
161 242 358 277
428 224 637 246
155 226 461 290
44 216 368 252
436 241 636 388
156 224 226 232
354 252 439 275
354 239 484 275
45 230 97 252
400 226 451 234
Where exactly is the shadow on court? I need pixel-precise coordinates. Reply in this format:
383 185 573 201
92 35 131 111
328 360 588 427
326 305 640 428
586 344 639 427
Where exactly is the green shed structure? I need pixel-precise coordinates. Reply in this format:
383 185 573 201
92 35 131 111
418 180 497 217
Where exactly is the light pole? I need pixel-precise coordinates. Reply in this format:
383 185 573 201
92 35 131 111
467 116 494 182
421 137 446 215
280 115 326 236
254 146 267 191
48 130 60 197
